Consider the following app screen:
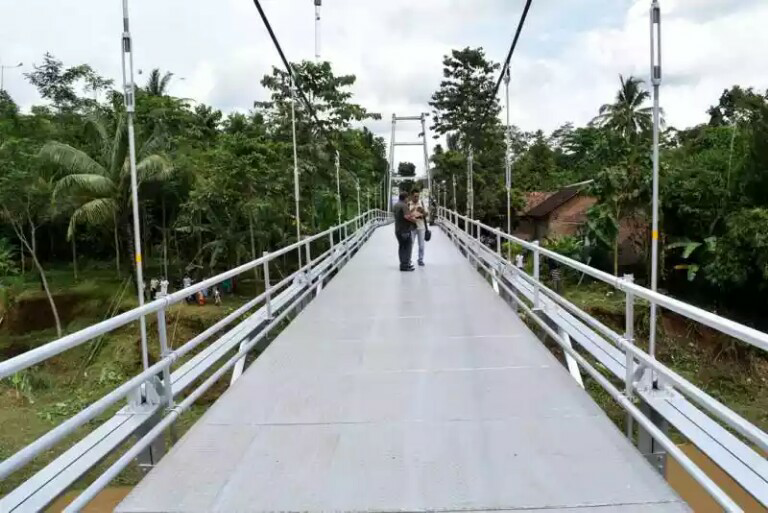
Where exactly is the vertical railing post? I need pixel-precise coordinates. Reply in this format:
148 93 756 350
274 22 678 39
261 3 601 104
344 224 350 262
533 241 541 309
156 308 173 408
496 228 502 257
263 251 272 319
305 239 312 277
155 306 174 448
624 274 635 439
329 229 335 250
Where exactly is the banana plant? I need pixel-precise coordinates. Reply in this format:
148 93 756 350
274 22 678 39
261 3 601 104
666 236 717 282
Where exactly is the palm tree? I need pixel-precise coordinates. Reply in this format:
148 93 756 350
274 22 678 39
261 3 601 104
40 115 173 274
145 69 174 96
596 75 654 141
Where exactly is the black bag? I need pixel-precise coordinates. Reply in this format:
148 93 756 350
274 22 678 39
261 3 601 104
425 228 432 242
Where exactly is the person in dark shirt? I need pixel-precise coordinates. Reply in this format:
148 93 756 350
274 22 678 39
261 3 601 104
393 191 417 271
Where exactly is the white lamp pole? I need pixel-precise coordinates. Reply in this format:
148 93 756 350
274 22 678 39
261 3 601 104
504 66 513 238
335 150 342 224
314 0 322 61
290 76 302 267
120 0 149 370
649 0 662 361
0 62 23 92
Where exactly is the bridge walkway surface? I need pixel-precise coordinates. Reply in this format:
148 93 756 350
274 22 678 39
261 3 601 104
117 226 689 512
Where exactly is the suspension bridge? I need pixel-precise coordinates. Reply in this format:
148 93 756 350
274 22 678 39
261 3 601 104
1 0 767 512
1 210 767 512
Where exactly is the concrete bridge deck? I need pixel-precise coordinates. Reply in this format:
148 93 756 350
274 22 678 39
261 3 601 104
117 227 688 512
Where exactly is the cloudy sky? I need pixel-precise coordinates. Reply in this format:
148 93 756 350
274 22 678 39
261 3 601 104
2 0 767 169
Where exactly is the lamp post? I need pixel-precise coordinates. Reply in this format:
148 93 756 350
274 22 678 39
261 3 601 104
387 114 396 214
335 151 342 224
0 62 23 92
504 66 513 238
649 0 662 362
467 146 474 219
120 0 149 371
441 180 447 212
314 0 322 61
452 173 457 212
290 76 302 267
419 113 432 204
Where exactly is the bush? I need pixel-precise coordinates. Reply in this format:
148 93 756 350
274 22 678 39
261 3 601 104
706 208 768 291
543 235 584 261
0 238 18 277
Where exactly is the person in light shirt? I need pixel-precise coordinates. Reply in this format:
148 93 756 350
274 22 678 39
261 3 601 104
409 189 428 267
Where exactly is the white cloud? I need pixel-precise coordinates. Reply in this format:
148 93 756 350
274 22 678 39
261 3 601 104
1 0 766 169
507 0 768 132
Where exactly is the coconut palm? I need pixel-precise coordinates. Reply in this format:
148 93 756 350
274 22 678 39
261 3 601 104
40 115 173 274
145 69 174 96
596 75 654 141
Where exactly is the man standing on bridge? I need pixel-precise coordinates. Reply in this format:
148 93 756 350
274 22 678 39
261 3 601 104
393 191 417 271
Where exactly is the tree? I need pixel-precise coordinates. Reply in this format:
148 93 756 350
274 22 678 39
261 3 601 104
596 75 653 143
429 47 501 149
514 130 559 190
145 69 174 97
398 162 416 177
587 160 649 276
257 60 382 232
25 53 104 111
0 238 17 277
707 86 768 126
429 48 505 222
706 209 768 292
0 159 62 336
40 114 173 275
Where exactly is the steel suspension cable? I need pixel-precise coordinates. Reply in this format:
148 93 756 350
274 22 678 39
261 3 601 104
251 0 372 222
494 0 534 97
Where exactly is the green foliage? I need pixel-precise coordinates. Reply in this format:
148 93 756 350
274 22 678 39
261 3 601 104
6 371 35 404
24 53 110 110
397 162 416 177
42 114 174 248
706 209 768 291
543 235 584 261
667 237 717 282
0 238 18 276
596 75 654 142
429 47 501 150
429 47 505 223
144 69 175 97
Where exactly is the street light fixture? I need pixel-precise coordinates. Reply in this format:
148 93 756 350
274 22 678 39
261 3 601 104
314 0 322 60
0 62 23 92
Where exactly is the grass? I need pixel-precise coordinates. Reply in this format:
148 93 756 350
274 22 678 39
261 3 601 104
542 276 768 435
0 266 260 497
2 265 767 502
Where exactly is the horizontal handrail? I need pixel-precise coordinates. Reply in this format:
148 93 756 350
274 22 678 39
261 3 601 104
0 215 384 482
62 215 378 512
0 211 386 380
443 218 768 453
441 208 768 353
441 220 742 512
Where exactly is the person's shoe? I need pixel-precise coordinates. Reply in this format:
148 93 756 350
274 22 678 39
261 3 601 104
400 265 415 272
418 260 425 267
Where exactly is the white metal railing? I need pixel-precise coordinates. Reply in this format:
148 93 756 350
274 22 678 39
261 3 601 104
438 207 768 513
0 209 388 511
